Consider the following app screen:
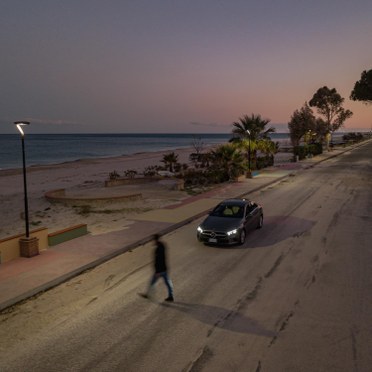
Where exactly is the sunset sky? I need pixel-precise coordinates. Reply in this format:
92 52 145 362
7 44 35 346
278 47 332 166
1 0 371 134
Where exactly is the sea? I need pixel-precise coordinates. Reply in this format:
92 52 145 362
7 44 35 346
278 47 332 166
0 133 291 170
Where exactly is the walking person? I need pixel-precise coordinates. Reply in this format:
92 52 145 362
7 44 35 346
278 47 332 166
141 234 174 302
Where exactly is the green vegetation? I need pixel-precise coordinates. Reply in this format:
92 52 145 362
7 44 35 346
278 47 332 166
106 88 364 193
288 103 318 146
288 86 354 154
74 205 92 216
143 165 160 177
293 143 323 160
210 143 246 180
350 69 372 104
231 113 278 171
256 155 274 169
232 113 275 140
309 86 353 134
124 169 138 178
109 170 120 180
183 115 279 188
342 132 367 143
30 220 42 226
161 152 179 173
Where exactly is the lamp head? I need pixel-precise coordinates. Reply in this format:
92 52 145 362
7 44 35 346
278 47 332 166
14 121 30 136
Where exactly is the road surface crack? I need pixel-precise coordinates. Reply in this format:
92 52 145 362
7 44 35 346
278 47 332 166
185 345 214 372
268 310 295 347
264 254 284 279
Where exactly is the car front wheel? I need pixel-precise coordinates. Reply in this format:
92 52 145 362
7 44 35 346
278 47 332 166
238 229 246 245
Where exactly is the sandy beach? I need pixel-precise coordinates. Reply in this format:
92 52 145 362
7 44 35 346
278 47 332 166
0 146 293 239
0 147 204 237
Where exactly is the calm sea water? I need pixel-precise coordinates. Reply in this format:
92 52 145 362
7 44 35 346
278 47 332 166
0 133 290 170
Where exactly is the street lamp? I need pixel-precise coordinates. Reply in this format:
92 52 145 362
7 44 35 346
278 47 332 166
246 129 251 178
14 121 39 257
15 121 30 237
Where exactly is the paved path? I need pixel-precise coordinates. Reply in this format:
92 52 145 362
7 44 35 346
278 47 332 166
0 146 361 311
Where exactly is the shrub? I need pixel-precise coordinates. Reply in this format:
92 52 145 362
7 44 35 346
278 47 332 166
308 143 323 155
161 152 179 172
109 170 120 180
182 167 230 188
75 205 91 216
293 146 308 160
173 163 188 173
343 132 364 143
143 165 159 177
206 169 229 184
294 143 323 159
256 155 274 170
189 153 211 168
124 169 137 178
182 169 209 187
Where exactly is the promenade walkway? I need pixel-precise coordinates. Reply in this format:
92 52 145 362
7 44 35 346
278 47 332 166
0 146 360 311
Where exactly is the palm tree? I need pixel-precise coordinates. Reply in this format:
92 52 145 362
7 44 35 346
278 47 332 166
235 137 256 164
161 152 179 173
210 144 246 180
232 114 275 141
232 114 276 170
257 138 278 156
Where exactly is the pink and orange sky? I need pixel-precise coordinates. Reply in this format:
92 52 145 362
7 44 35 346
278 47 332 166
0 0 371 134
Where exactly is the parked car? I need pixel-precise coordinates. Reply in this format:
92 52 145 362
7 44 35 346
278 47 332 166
197 198 263 245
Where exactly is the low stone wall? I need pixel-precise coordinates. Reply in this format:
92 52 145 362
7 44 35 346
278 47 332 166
48 224 88 246
0 227 49 263
105 177 185 191
105 176 162 187
0 224 91 263
45 188 142 206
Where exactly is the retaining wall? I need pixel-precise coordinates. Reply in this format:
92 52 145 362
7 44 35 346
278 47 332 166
0 228 48 263
45 188 142 206
48 224 88 246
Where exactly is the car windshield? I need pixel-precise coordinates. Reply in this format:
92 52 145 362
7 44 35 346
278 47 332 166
210 204 244 218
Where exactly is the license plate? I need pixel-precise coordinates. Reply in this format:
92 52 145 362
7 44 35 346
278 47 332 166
209 238 217 243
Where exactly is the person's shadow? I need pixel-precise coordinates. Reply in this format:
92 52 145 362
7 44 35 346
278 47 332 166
162 301 276 337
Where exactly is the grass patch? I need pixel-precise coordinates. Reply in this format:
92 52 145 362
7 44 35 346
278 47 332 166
30 220 42 226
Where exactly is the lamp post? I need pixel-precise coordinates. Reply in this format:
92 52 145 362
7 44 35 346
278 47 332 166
15 121 30 237
246 129 252 178
14 121 39 257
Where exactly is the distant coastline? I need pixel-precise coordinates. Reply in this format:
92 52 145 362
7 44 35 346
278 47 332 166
1 132 289 171
0 131 351 171
0 133 230 170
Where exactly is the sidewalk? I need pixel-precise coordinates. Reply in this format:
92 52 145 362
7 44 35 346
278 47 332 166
0 146 359 311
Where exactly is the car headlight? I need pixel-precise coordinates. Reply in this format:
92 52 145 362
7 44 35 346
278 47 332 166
227 229 238 236
197 226 203 233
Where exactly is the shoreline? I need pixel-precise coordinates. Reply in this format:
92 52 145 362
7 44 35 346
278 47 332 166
0 146 204 177
0 133 293 171
0 147 206 238
0 132 235 171
0 140 293 175
0 145 293 239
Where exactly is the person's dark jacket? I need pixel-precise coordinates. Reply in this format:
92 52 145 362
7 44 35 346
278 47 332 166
154 240 167 273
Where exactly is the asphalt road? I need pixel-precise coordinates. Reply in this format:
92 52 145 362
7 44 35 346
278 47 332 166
0 142 371 372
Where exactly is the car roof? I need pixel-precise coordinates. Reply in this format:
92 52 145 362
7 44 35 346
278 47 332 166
219 199 250 207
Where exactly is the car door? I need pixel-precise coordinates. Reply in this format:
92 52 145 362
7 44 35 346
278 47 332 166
245 202 259 230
